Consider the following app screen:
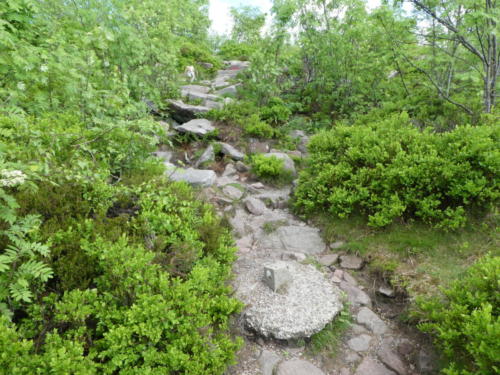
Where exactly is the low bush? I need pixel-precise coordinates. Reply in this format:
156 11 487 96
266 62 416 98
416 255 500 374
244 114 275 139
260 97 292 126
0 112 242 374
293 113 499 229
250 154 292 183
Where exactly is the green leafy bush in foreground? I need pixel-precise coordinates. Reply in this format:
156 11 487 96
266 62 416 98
0 113 241 374
416 255 500 375
294 113 499 229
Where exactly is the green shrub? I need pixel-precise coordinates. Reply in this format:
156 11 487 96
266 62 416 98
218 41 255 61
294 113 499 229
244 114 275 139
416 255 500 374
260 97 292 125
250 154 292 183
0 112 242 374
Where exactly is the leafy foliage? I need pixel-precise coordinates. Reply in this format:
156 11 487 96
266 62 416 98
244 114 276 139
293 113 499 229
416 255 500 374
250 154 293 184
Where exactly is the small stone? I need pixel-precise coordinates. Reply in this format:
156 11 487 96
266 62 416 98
244 197 267 215
378 340 408 375
263 263 292 292
378 286 396 298
355 357 396 375
347 334 372 352
330 241 345 249
223 185 244 200
318 253 339 267
282 252 307 262
251 182 265 189
339 281 372 308
343 271 358 286
259 350 281 375
195 145 215 167
340 255 364 270
356 307 389 335
331 276 342 283
222 163 238 177
235 161 249 172
219 142 245 161
276 359 325 375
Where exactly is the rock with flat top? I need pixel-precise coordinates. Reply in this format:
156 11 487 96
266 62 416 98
223 185 244 200
167 99 211 123
259 350 281 375
340 255 364 270
356 307 388 334
339 281 372 308
348 334 372 352
258 225 326 255
276 359 325 375
165 164 216 187
219 142 245 161
244 197 267 215
238 261 343 340
378 340 408 375
175 119 215 136
355 357 396 375
319 253 339 266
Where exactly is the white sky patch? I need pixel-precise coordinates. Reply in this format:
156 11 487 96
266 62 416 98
209 0 411 35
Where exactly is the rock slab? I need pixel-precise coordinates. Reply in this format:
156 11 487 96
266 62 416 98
356 307 389 335
258 225 326 255
238 261 343 340
175 119 215 136
277 359 325 375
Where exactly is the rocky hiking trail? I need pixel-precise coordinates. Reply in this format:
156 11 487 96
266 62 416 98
158 61 437 375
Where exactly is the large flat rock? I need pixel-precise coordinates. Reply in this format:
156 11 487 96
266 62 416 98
276 359 325 375
258 225 326 255
167 99 210 123
165 164 216 187
238 261 343 340
174 119 215 136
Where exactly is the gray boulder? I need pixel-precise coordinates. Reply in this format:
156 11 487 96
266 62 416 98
244 197 267 215
175 119 215 136
356 307 389 335
219 142 245 161
167 99 210 123
239 261 343 340
195 145 215 167
165 164 216 187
